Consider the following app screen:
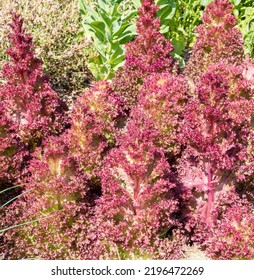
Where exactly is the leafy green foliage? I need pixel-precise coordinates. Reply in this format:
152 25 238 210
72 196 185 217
155 0 204 67
232 0 254 57
79 0 138 80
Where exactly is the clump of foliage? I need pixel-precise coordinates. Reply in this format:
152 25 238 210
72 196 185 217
0 13 67 187
78 0 138 80
94 109 185 259
184 0 245 84
1 0 254 260
179 62 254 226
112 0 175 111
139 72 188 153
1 136 92 259
66 80 124 178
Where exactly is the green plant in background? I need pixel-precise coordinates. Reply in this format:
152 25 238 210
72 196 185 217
156 0 205 67
78 0 138 80
232 0 254 57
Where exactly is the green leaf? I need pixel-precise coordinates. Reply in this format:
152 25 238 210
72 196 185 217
118 25 137 44
131 0 141 9
0 184 24 194
97 0 108 12
112 20 121 34
94 45 107 60
200 0 213 6
87 58 107 80
113 23 133 39
100 10 113 30
111 2 120 17
121 10 138 22
113 59 125 69
171 52 185 68
110 54 125 66
0 189 31 209
160 23 169 34
85 6 101 21
233 0 241 6
172 36 186 56
157 7 173 22
233 8 239 17
110 43 124 60
78 0 86 15
84 21 106 42
157 0 176 21
156 0 174 5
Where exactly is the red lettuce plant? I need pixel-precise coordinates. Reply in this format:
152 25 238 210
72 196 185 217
1 136 93 259
0 14 67 187
138 72 188 154
184 0 244 85
0 14 67 145
66 81 124 179
178 0 254 241
204 189 254 259
94 109 185 259
1 200 94 259
111 0 175 110
179 62 254 227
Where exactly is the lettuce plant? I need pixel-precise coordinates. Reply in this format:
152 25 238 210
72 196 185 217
94 108 185 259
179 62 254 226
66 80 124 178
138 72 188 153
1 136 92 259
0 13 67 186
184 0 244 85
178 1 253 228
112 0 175 111
0 15 69 255
0 14 67 145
